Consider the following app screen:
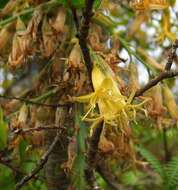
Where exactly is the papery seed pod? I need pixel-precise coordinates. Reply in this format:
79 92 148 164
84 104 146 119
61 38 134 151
89 32 104 51
18 104 28 124
50 8 66 33
16 18 31 54
89 24 106 51
0 27 11 51
19 9 42 41
68 43 81 68
128 62 140 92
99 135 115 153
163 84 178 120
8 35 25 68
144 84 165 117
42 16 55 57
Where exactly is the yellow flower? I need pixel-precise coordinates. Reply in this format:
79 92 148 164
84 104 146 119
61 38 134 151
73 53 148 133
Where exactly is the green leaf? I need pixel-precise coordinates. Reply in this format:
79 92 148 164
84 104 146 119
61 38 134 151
56 0 68 6
94 0 101 9
136 146 165 179
166 153 178 188
0 164 15 190
121 171 139 186
71 0 85 8
0 107 8 150
57 0 101 9
18 138 28 162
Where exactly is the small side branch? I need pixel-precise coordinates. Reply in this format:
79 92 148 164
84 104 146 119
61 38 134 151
0 94 71 107
135 69 178 97
13 125 65 135
15 133 60 190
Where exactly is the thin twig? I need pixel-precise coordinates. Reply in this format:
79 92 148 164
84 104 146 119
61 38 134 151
135 69 178 97
0 94 71 107
13 125 65 135
15 132 60 190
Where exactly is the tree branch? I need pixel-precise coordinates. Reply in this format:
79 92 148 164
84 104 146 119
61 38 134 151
15 132 60 190
135 40 178 97
72 1 105 188
77 0 95 76
135 69 178 97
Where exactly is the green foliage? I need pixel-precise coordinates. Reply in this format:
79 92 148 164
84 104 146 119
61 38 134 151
57 0 101 9
18 138 28 162
166 153 178 189
137 146 178 190
121 171 140 186
0 107 8 150
136 146 164 179
0 164 15 190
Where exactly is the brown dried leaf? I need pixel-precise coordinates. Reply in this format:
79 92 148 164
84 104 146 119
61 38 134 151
68 43 82 68
19 9 43 41
8 35 25 68
42 16 56 57
128 63 140 92
18 104 28 124
163 84 178 120
0 24 13 52
50 8 66 33
145 84 165 118
99 135 115 153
